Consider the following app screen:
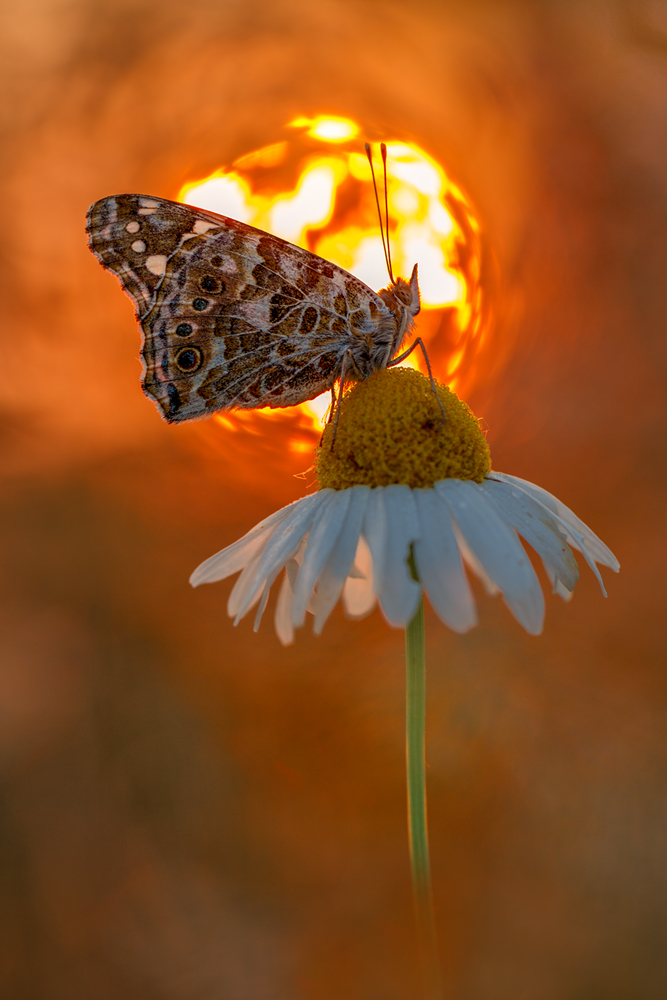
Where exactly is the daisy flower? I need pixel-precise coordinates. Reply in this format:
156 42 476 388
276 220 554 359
190 367 618 645
190 366 618 999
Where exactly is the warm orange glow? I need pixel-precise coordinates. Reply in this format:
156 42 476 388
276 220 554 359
288 115 359 142
177 116 486 440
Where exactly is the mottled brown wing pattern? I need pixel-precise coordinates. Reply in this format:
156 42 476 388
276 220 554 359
86 195 231 319
87 194 395 423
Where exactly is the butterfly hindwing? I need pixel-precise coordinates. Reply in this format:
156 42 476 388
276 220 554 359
87 194 395 422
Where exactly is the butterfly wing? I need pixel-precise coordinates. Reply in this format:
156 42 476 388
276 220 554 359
86 195 227 318
87 194 394 422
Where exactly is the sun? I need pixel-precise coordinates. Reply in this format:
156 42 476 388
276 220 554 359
176 115 487 437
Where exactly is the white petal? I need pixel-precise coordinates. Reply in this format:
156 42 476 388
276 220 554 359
227 545 266 618
235 491 331 620
285 554 301 589
250 538 307 631
488 472 619 571
229 532 308 621
275 571 296 646
292 490 352 628
451 521 500 595
372 485 422 628
436 479 545 635
413 488 477 633
342 536 376 618
546 566 575 602
253 558 290 631
190 503 296 586
313 486 370 634
270 539 308 643
555 522 608 595
362 488 388 593
237 560 281 628
253 579 273 631
480 479 579 593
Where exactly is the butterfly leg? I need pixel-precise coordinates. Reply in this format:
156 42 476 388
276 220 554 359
318 382 338 447
328 381 337 423
387 338 446 426
329 350 356 450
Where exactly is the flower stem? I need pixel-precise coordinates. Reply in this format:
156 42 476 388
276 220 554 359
405 595 443 999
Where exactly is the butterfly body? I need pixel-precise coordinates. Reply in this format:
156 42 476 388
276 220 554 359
87 194 420 422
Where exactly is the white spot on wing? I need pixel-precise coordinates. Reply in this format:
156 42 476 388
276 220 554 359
280 258 301 283
218 255 238 274
131 240 146 253
240 301 270 325
145 255 167 276
139 199 159 208
126 221 140 233
193 220 219 235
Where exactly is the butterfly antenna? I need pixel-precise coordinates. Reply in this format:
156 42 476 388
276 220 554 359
365 142 394 283
380 143 395 283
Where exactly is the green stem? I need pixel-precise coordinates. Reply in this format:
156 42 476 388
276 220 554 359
406 595 443 999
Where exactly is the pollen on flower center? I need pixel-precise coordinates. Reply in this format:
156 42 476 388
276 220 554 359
315 367 491 490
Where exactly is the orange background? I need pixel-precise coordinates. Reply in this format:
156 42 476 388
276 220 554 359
0 2 665 998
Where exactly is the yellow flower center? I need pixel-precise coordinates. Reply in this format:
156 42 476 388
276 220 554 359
315 367 491 490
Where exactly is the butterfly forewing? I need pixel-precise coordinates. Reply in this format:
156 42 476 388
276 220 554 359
87 195 223 318
86 194 395 422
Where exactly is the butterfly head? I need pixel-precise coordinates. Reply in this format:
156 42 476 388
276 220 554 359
389 263 421 318
376 262 421 361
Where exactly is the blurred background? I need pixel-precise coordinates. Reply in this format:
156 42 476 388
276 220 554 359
1 1 666 997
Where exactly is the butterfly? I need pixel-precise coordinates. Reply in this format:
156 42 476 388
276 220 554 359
86 189 422 424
